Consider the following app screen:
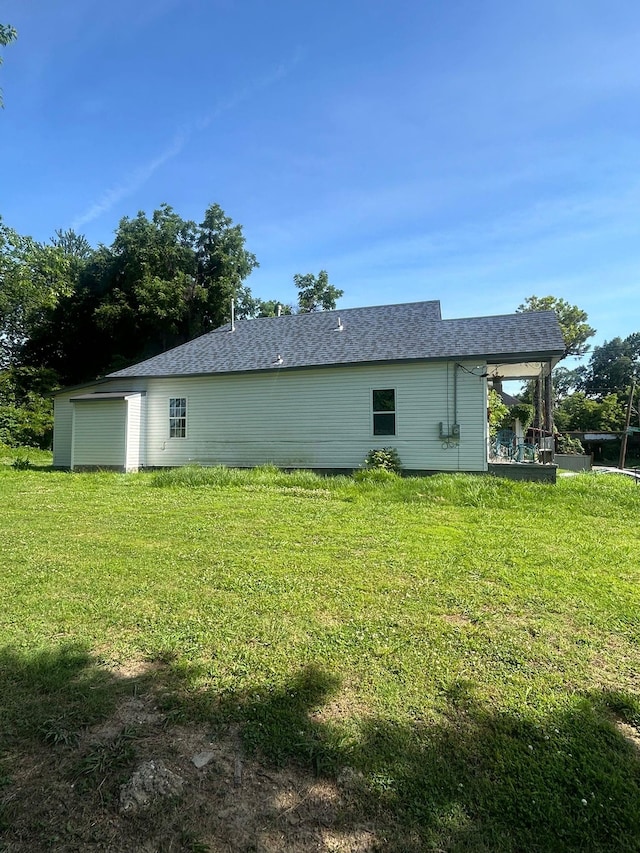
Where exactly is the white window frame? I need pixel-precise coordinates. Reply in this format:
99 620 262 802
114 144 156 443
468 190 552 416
372 387 397 437
168 397 187 439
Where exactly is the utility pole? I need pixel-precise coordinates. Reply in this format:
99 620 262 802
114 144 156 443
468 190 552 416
618 378 636 470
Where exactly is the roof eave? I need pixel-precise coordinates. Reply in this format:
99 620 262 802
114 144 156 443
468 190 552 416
106 348 566 381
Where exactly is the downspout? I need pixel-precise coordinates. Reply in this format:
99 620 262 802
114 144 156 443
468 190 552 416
453 362 458 427
454 363 460 471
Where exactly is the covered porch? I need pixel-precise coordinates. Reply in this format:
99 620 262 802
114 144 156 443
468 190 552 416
486 357 558 481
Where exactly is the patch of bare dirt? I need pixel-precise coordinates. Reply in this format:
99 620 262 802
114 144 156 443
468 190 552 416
440 613 473 628
1 685 381 853
614 719 640 753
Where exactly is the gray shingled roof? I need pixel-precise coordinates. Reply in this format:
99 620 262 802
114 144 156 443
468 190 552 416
107 300 565 379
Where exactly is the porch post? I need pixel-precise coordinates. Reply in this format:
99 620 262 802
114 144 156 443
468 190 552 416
537 369 544 432
544 362 554 435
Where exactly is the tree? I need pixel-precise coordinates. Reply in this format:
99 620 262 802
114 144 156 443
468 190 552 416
24 203 260 382
91 205 199 361
0 366 57 448
255 299 293 318
294 270 343 313
488 388 509 437
0 221 75 369
553 366 582 402
51 228 92 260
516 295 596 433
0 23 17 108
517 295 596 357
554 392 626 432
579 334 640 398
233 290 293 320
194 203 259 334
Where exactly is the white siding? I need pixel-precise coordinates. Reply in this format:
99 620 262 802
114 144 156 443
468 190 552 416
124 394 145 471
72 400 126 469
52 396 74 468
53 380 145 468
143 362 488 472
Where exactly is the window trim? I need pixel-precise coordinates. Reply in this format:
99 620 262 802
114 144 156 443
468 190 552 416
168 396 187 439
371 387 397 437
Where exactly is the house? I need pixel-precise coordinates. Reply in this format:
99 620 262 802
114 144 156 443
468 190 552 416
52 300 565 474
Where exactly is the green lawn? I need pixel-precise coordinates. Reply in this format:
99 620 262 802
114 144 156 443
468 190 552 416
1 460 639 851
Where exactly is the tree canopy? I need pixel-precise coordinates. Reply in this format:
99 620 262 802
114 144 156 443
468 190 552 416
0 23 17 108
24 203 260 384
294 270 343 313
1 221 75 370
517 295 596 357
512 296 639 432
554 392 627 433
578 333 640 398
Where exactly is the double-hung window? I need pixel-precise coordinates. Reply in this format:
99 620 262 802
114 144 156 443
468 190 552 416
169 397 187 438
373 389 396 435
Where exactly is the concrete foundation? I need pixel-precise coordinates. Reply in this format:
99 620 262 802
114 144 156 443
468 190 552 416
488 462 557 483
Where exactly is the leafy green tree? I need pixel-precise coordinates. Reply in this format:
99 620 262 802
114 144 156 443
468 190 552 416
0 23 17 108
488 388 509 437
0 24 16 45
25 203 260 382
554 392 626 432
51 228 92 260
553 366 582 402
0 222 88 444
517 295 595 357
194 203 259 333
99 202 259 346
579 334 640 398
516 295 595 432
0 366 57 448
295 270 343 313
233 291 293 319
92 205 198 360
257 299 293 317
0 221 75 369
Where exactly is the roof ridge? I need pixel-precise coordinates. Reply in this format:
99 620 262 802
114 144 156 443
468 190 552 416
443 309 559 322
226 299 441 322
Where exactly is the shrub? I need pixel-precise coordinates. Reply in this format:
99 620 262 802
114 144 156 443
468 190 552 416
489 389 509 438
0 367 56 449
509 403 535 432
11 456 32 470
364 447 402 473
556 434 585 455
353 467 399 484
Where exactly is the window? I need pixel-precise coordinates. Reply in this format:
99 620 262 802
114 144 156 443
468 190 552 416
169 397 187 438
373 389 396 435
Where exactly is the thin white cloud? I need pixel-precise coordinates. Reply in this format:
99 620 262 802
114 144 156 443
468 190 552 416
195 47 303 132
71 132 187 230
71 49 303 230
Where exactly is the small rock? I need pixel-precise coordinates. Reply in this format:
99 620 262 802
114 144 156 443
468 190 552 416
192 750 216 769
119 760 184 814
234 755 243 787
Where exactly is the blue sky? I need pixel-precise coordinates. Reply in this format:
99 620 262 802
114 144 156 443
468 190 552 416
1 0 639 357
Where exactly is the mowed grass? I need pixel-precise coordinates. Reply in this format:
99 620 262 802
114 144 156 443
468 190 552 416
1 459 639 851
